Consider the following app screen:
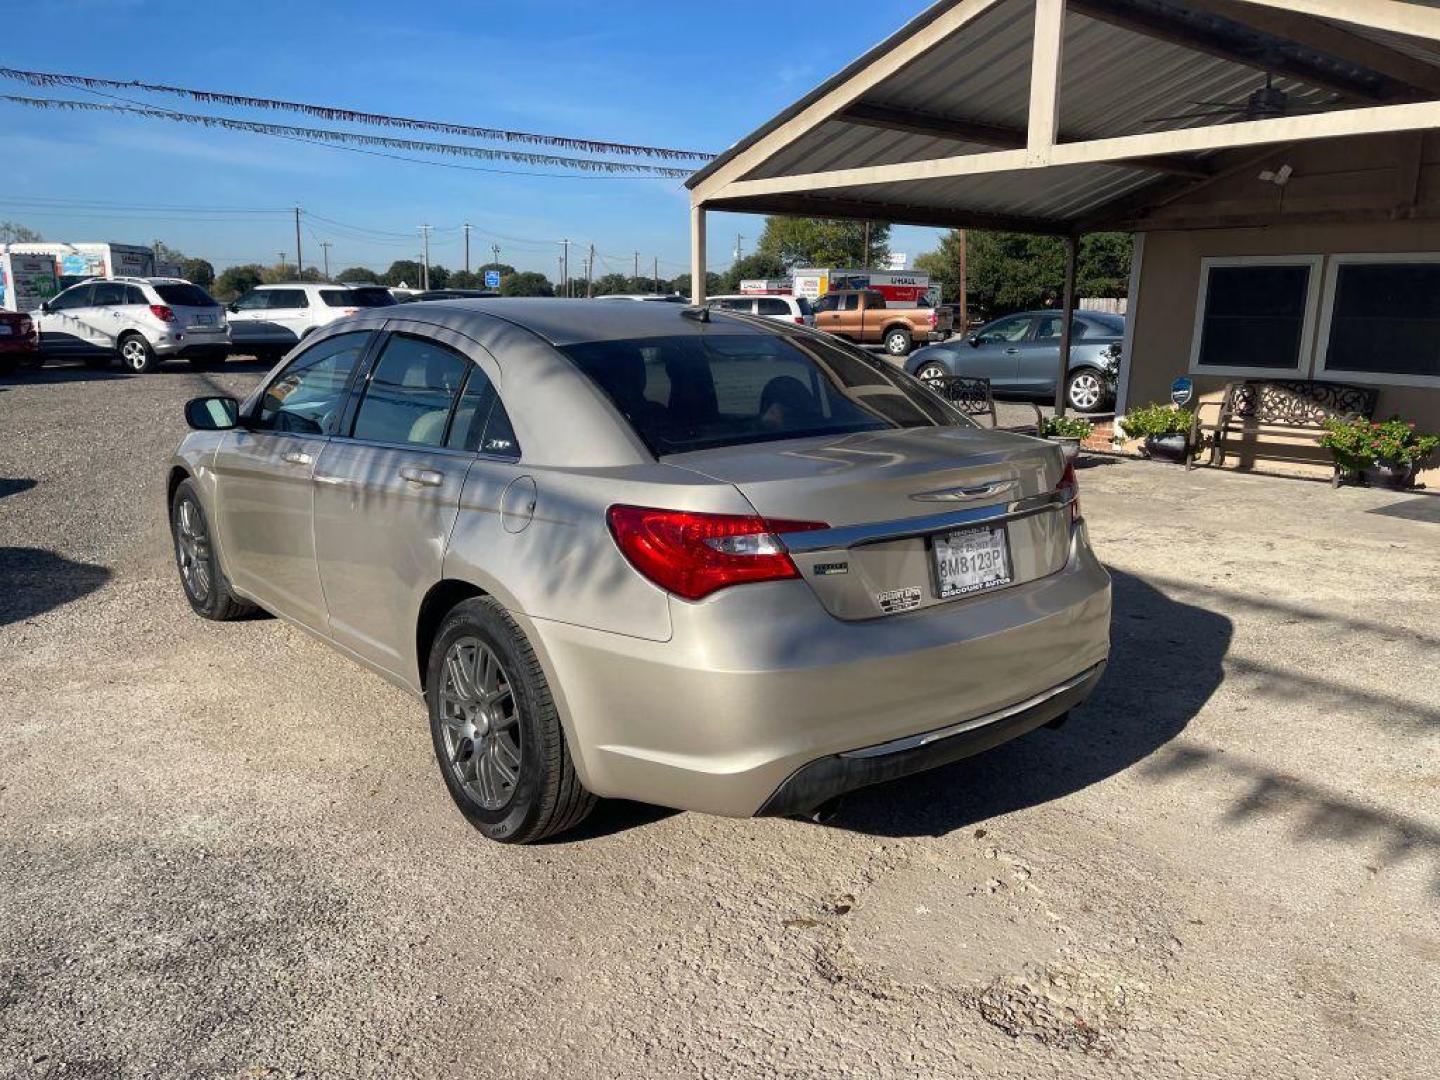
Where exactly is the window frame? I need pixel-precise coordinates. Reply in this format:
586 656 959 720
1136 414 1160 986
1187 254 1324 379
1314 251 1440 389
336 325 519 461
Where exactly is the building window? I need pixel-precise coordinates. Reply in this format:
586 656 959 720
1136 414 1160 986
1317 256 1440 386
1190 257 1321 377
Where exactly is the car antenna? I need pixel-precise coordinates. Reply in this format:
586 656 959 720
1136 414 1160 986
680 305 710 323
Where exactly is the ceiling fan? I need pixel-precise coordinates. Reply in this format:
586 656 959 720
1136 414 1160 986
1146 73 1349 124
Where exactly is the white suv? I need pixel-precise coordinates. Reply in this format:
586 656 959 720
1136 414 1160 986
34 277 229 373
226 283 396 361
706 293 815 327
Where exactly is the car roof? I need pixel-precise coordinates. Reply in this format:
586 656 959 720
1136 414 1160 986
387 297 774 347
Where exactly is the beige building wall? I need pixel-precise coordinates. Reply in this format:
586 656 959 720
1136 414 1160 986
1122 133 1440 487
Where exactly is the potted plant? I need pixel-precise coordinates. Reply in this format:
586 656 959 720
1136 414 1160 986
1118 402 1195 464
1319 416 1439 490
1041 415 1093 460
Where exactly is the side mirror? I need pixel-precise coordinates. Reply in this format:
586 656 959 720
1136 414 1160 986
185 396 240 431
968 335 981 347
227 302 239 313
40 301 51 314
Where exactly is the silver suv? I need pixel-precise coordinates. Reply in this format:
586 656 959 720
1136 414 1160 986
226 282 396 362
35 277 228 373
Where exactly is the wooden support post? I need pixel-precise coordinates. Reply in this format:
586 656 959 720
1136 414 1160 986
1055 234 1080 417
1028 0 1066 165
690 205 707 305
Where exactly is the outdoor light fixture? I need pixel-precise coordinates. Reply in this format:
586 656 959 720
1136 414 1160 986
1258 164 1293 187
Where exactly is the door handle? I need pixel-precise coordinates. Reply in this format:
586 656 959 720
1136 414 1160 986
281 450 313 466
1005 347 1020 354
400 466 443 488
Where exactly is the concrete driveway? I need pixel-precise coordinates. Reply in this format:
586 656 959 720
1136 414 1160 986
1 360 1436 1078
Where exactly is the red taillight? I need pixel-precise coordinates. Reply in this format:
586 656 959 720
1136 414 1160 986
793 315 805 324
1058 461 1080 524
149 304 175 322
607 505 828 601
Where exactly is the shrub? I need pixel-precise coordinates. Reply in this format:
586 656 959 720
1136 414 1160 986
1319 416 1440 470
1119 403 1193 438
1042 415 1094 439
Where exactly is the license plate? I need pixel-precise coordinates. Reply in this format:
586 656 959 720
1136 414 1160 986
193 315 215 326
933 525 1012 598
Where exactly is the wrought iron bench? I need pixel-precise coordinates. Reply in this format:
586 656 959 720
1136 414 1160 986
922 375 1044 435
1187 379 1379 485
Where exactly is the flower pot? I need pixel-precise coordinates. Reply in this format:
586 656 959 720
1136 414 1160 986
1047 435 1081 463
1360 461 1418 490
1143 434 1189 463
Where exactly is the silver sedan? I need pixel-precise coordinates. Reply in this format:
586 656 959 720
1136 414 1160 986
168 299 1112 842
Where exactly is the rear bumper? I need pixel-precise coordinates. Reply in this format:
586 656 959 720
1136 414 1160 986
526 522 1112 817
757 661 1104 816
154 332 231 357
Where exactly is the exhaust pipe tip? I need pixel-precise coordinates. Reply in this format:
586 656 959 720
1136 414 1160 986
799 796 846 825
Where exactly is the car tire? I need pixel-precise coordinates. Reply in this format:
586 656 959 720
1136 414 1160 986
915 361 950 382
884 328 912 357
117 333 159 374
427 597 595 844
1066 368 1110 414
170 478 256 621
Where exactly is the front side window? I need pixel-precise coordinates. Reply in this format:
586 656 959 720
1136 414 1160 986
351 334 470 447
256 331 370 435
1196 262 1312 371
562 330 958 456
49 284 94 311
1323 260 1440 380
812 295 838 314
976 315 1032 344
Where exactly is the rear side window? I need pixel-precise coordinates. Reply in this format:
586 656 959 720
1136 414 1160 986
155 283 216 307
349 287 397 307
90 282 126 306
123 285 147 305
445 368 520 457
561 331 956 456
266 289 309 309
352 334 469 447
756 298 790 316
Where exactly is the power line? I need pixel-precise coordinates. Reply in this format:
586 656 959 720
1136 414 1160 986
0 66 716 162
3 95 696 177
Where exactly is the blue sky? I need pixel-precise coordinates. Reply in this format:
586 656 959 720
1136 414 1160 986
0 0 945 280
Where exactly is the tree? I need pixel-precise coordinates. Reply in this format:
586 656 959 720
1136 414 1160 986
448 270 479 289
427 265 451 289
335 266 380 284
499 271 553 297
670 271 723 299
913 230 1133 322
477 261 517 278
592 273 631 296
755 217 889 270
213 264 265 301
180 257 215 289
385 260 423 287
0 221 42 243
722 253 786 293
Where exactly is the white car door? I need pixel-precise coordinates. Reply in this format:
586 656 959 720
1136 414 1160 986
262 288 315 343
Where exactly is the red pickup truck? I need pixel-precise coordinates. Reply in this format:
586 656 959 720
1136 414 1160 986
811 289 953 357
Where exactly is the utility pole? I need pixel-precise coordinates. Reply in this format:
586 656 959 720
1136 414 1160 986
957 229 969 336
653 256 659 294
491 243 501 268
557 255 565 296
561 239 571 298
278 252 287 276
463 223 471 274
294 206 303 280
634 250 640 287
319 241 332 282
734 234 744 263
418 225 432 290
586 243 595 298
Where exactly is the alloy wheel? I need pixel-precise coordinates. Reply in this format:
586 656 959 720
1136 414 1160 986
917 363 948 382
120 338 150 372
174 497 212 602
438 637 522 811
1068 371 1104 412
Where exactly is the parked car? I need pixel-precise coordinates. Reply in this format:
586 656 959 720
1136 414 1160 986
0 309 40 373
226 283 396 361
34 277 229 373
706 293 814 326
905 309 1124 414
811 289 952 356
169 300 1110 843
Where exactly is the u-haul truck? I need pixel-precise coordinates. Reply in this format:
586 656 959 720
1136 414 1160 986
791 269 939 306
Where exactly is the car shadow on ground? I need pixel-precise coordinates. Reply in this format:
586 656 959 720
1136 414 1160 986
0 357 271 386
0 547 113 628
825 568 1232 838
0 478 38 501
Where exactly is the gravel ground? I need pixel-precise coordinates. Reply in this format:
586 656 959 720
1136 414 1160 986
1 357 1437 1079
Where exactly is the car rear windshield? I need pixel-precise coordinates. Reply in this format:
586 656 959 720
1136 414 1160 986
560 331 960 455
154 283 217 307
322 287 396 308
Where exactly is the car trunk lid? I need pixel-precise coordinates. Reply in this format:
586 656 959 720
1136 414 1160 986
665 426 1072 620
